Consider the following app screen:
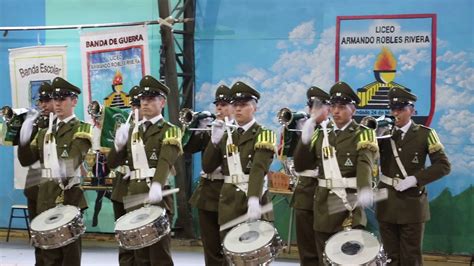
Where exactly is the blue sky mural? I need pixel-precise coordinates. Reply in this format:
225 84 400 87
194 0 473 202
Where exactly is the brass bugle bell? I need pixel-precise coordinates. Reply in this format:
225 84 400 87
360 115 394 138
87 101 102 119
277 107 309 127
1 106 14 122
178 108 216 127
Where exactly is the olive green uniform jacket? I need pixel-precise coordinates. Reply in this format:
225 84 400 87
376 122 451 224
202 122 276 225
18 118 92 213
293 120 378 233
107 119 182 213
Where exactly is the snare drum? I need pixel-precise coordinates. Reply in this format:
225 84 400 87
30 205 85 249
324 229 387 266
223 220 283 266
115 205 170 250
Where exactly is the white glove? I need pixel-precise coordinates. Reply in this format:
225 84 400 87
395 175 417 192
19 109 39 146
301 117 316 144
122 171 130 180
114 123 130 151
247 196 262 221
357 187 374 208
295 116 308 130
148 182 163 203
211 119 225 144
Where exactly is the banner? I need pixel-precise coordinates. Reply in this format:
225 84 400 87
336 14 437 125
80 25 150 118
8 45 68 189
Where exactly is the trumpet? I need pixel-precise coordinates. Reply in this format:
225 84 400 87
277 107 309 127
1 106 15 123
88 101 102 119
178 108 216 128
360 115 394 138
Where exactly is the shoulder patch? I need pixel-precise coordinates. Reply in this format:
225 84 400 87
356 128 379 152
427 128 444 153
255 129 276 152
163 125 183 154
73 122 92 142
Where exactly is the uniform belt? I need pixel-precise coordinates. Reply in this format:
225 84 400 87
130 168 156 180
41 168 80 189
317 177 357 189
224 174 249 184
380 174 416 188
116 165 130 175
296 169 319 178
41 168 53 179
203 173 225 181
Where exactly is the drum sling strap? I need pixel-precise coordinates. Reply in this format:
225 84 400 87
131 109 152 188
320 121 355 213
390 138 408 177
224 117 249 194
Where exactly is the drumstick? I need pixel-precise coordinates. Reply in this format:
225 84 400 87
123 188 180 210
219 202 273 232
327 188 388 215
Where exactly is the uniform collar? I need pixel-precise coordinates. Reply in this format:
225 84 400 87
57 114 75 125
141 114 163 125
236 118 256 133
395 120 412 134
333 119 352 132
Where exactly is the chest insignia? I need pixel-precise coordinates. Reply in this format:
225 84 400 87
412 155 419 164
149 151 158 160
60 149 69 158
344 158 353 166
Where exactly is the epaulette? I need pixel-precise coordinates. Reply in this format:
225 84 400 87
73 122 92 142
356 127 378 152
30 128 44 147
255 128 276 152
163 124 183 154
427 128 444 153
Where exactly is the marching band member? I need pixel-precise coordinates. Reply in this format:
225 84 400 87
108 75 182 266
18 81 55 266
291 86 331 266
110 85 141 266
376 87 450 265
202 81 276 239
18 77 92 266
293 81 378 265
186 85 233 265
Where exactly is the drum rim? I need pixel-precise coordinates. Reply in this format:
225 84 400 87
114 205 166 231
30 205 81 231
31 215 85 249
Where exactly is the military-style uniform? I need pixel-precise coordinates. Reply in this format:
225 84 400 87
293 82 378 265
376 87 451 265
18 77 91 266
18 82 54 266
187 85 231 265
108 76 182 266
290 86 330 266
202 82 276 238
110 85 140 266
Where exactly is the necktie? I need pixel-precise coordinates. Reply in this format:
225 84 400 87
392 129 402 141
237 127 245 135
56 121 65 133
143 121 152 131
334 129 341 136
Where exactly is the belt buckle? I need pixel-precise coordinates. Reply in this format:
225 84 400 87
231 174 239 183
135 169 141 180
392 178 399 187
325 179 333 189
208 174 214 181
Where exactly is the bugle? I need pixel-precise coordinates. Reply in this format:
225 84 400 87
178 108 216 129
277 107 309 128
360 115 394 138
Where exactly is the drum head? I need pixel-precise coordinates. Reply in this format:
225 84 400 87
115 206 164 231
223 220 276 254
31 205 80 231
325 229 381 265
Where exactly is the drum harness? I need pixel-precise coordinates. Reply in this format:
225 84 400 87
130 109 156 188
42 112 80 193
319 120 358 226
222 117 267 196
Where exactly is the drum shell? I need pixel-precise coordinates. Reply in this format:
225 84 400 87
115 207 170 250
223 221 283 266
30 206 85 250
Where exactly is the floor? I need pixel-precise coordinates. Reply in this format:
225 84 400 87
0 237 298 266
